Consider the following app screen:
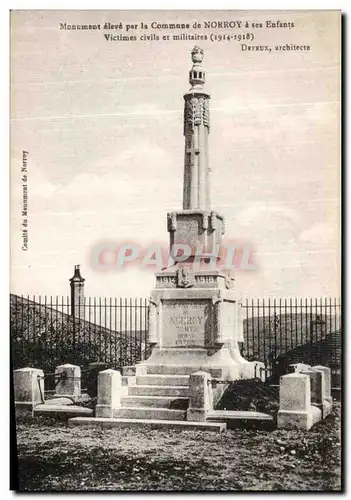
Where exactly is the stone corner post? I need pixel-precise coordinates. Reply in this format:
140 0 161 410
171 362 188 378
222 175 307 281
54 364 81 403
96 369 122 418
277 372 321 430
187 370 213 422
14 367 44 415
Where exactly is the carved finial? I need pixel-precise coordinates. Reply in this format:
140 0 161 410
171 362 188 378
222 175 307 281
191 46 204 63
189 46 205 88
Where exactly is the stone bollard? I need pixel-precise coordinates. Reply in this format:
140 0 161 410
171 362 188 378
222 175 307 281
14 367 44 416
277 372 321 430
96 369 122 418
54 364 81 403
187 371 213 422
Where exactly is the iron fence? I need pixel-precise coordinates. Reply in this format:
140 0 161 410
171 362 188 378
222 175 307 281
241 297 342 385
10 294 342 387
10 294 149 374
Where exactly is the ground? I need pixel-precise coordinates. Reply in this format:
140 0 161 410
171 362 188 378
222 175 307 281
13 404 341 492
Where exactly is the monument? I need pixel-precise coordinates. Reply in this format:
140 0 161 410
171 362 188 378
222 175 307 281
133 47 261 381
69 48 270 430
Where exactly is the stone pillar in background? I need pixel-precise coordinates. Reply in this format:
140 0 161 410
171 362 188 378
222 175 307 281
312 365 332 404
300 368 324 407
277 372 321 430
187 370 213 422
69 264 85 320
54 364 81 403
305 366 332 418
288 363 311 374
14 367 44 415
96 369 122 418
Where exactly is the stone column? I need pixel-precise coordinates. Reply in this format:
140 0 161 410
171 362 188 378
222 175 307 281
69 264 85 320
96 369 122 418
14 367 44 415
187 370 213 422
183 47 210 211
54 364 81 403
277 372 321 430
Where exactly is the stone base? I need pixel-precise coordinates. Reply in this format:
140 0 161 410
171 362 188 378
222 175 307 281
96 404 114 418
321 399 333 418
144 347 240 380
277 406 322 430
187 408 207 422
135 347 262 382
146 267 264 383
15 401 37 416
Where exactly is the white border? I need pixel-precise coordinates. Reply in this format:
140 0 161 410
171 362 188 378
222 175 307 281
3 2 347 498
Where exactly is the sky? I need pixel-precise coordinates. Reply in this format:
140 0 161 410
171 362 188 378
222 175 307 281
10 10 341 299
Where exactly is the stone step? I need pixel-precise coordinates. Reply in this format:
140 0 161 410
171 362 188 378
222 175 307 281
121 396 189 409
129 385 190 397
145 364 222 378
69 417 226 433
136 375 190 386
113 407 186 421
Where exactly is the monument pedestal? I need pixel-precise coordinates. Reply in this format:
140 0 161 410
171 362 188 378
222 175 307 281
132 267 261 381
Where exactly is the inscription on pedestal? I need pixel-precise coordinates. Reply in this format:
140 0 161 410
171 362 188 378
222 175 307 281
162 300 210 347
157 274 217 288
